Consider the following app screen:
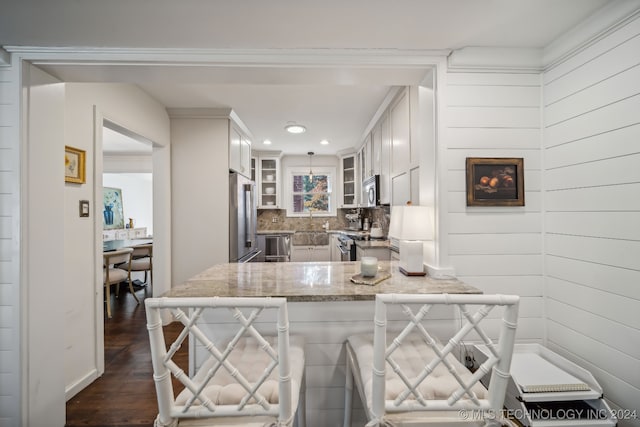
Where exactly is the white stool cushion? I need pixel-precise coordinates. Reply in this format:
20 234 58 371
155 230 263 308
176 335 305 410
348 333 487 409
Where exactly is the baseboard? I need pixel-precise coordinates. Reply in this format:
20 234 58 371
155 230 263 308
65 369 99 401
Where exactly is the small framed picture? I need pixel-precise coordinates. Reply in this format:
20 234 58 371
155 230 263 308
65 146 86 184
466 157 524 206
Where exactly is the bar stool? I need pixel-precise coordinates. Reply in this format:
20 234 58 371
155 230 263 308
344 293 519 426
145 296 307 427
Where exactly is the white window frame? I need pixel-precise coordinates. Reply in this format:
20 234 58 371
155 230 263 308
285 166 337 217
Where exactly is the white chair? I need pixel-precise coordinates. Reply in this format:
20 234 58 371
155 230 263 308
344 293 519 427
145 296 306 427
119 243 153 287
103 247 137 318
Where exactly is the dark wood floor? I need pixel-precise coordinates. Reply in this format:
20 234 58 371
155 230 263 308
65 283 186 427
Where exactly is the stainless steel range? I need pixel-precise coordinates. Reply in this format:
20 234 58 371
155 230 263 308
336 233 356 261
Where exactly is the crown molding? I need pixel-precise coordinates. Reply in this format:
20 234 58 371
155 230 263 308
166 108 233 119
1 46 450 68
543 0 640 70
166 108 254 140
0 47 9 66
447 47 543 73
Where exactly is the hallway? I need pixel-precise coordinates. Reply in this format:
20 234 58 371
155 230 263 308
65 285 184 427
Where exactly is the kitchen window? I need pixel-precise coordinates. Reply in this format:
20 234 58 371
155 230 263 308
286 167 336 217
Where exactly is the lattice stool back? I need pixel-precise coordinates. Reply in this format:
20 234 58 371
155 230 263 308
145 297 306 427
344 293 519 427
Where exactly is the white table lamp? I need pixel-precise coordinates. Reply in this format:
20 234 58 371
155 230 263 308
389 205 433 276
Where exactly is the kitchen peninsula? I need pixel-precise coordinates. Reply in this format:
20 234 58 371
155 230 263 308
163 260 480 300
163 261 481 426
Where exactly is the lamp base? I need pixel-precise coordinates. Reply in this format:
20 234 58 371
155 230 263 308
399 267 426 276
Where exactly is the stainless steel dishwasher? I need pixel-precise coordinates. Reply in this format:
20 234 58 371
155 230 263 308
257 234 291 262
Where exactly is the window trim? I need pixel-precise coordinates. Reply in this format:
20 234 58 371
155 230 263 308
285 166 337 217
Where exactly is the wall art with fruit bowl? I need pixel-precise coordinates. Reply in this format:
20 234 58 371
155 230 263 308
466 157 524 206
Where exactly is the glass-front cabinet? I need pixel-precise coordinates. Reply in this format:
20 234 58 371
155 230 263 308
258 157 280 209
341 154 358 207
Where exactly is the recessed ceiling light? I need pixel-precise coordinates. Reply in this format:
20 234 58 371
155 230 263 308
263 139 272 145
320 139 329 145
285 123 306 134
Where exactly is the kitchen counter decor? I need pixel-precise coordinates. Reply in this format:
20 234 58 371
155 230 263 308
350 269 391 286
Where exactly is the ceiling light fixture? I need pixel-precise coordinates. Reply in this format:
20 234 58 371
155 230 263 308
308 151 314 179
285 123 306 134
263 139 272 145
320 139 329 145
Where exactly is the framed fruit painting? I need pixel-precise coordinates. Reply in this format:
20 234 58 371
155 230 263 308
466 157 524 206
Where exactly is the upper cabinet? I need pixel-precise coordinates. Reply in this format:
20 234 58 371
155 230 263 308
257 156 281 209
390 89 411 176
229 124 252 178
341 154 357 207
356 87 413 205
379 112 391 205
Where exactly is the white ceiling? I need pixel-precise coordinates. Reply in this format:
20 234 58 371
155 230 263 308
1 0 615 155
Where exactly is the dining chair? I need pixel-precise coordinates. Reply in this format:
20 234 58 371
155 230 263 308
103 247 137 318
145 296 306 427
344 293 519 427
119 243 153 288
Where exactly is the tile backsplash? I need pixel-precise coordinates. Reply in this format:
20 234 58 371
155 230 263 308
257 206 391 236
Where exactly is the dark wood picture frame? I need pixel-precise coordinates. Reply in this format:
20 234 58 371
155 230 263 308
466 157 524 206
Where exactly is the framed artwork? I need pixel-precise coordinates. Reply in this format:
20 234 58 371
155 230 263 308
65 146 86 184
103 187 125 229
466 157 524 206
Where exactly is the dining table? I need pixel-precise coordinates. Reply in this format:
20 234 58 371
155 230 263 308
102 238 153 252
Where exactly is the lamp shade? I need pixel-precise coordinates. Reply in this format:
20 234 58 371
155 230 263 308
389 205 433 241
388 206 404 239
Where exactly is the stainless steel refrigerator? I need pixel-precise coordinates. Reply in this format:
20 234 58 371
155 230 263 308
229 171 261 262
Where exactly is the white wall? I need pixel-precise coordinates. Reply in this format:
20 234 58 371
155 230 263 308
444 71 545 343
0 57 20 427
542 14 640 425
63 83 169 400
170 115 230 286
103 173 153 236
24 64 67 427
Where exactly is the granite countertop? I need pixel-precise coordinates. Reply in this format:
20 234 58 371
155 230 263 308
256 230 296 235
164 261 480 302
354 239 390 249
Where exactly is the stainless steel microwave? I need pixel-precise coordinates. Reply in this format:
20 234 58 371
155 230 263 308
363 175 380 207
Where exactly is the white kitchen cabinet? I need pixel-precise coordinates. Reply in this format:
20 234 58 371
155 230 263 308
371 121 382 177
390 89 411 176
257 156 280 209
380 112 391 204
291 245 330 262
311 245 330 261
392 172 410 206
410 166 420 204
341 154 357 207
229 124 252 178
250 156 256 181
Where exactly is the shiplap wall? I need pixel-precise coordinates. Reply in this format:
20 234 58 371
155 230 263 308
543 15 640 426
445 72 544 343
0 58 19 425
